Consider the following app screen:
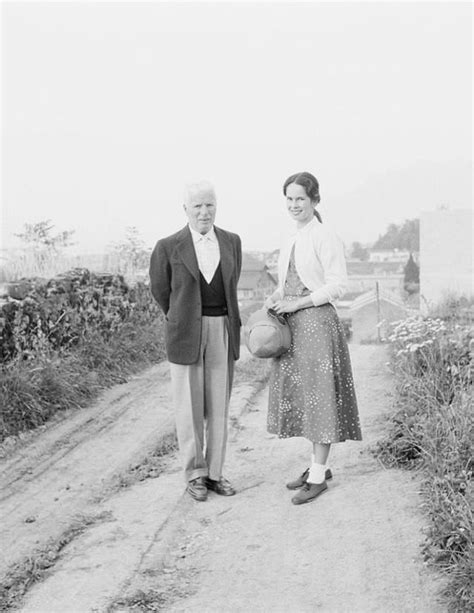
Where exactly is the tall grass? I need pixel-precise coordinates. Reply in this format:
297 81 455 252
1 251 90 283
0 319 166 441
0 250 148 284
376 313 473 611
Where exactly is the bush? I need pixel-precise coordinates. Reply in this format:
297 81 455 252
0 270 166 441
376 314 473 611
0 269 161 363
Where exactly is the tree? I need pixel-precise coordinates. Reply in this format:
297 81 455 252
397 219 420 252
350 241 369 261
403 253 420 295
373 219 419 251
111 227 151 273
14 220 76 273
15 220 75 252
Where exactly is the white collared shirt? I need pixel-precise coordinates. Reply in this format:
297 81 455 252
277 217 348 306
189 226 221 283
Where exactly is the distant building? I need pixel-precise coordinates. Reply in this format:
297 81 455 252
369 249 419 264
243 251 266 263
238 254 277 302
420 208 473 311
336 291 363 318
265 249 280 270
335 291 363 340
350 288 408 343
346 260 405 296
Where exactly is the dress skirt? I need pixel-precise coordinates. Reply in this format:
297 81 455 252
267 302 362 444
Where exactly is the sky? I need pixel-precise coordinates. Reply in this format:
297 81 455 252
1 0 472 255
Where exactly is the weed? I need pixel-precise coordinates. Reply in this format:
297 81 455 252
108 565 196 612
114 433 179 490
111 589 168 611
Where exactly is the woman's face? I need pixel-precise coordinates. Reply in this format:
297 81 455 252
285 182 315 226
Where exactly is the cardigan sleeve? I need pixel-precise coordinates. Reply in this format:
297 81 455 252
309 226 348 306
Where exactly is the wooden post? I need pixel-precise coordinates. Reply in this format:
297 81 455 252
376 281 382 342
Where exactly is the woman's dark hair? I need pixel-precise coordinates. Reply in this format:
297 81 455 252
283 172 322 223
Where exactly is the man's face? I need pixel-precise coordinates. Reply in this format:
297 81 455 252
184 188 217 234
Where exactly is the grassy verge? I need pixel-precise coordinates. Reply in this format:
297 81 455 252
0 318 166 442
0 512 112 611
376 315 473 612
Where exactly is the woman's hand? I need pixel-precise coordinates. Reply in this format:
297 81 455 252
263 294 278 309
272 299 301 314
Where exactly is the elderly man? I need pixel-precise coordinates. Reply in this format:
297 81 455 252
149 180 242 501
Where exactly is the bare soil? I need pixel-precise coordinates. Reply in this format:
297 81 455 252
1 345 444 612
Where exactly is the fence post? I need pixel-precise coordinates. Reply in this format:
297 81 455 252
376 281 381 342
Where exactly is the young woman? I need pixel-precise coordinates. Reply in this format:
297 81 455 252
265 171 362 505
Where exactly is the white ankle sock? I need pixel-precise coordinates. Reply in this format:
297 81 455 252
308 462 326 484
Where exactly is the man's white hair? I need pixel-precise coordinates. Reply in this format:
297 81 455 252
183 180 216 205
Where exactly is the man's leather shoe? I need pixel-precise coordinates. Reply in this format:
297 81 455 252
286 468 333 490
186 477 208 501
205 477 236 496
291 481 328 505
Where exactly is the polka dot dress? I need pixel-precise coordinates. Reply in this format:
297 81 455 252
267 247 362 443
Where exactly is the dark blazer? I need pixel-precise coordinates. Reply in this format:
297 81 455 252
149 225 242 365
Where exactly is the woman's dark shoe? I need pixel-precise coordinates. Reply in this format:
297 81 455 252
291 481 328 505
186 477 208 501
205 477 236 496
286 468 333 490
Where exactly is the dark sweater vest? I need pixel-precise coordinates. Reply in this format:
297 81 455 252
199 263 227 316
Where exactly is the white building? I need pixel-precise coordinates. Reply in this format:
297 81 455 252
420 208 473 311
369 249 417 263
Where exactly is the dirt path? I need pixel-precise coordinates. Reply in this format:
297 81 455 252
3 345 444 612
0 361 173 583
0 351 260 598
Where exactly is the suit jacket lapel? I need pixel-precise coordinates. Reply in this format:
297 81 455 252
176 226 200 281
215 226 234 285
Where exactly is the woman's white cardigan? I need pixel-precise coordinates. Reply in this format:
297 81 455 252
276 217 348 307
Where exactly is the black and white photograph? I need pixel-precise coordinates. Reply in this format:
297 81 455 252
0 1 472 611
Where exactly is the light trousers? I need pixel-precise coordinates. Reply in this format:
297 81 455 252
169 316 234 483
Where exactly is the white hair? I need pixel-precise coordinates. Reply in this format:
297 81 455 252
183 180 216 206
